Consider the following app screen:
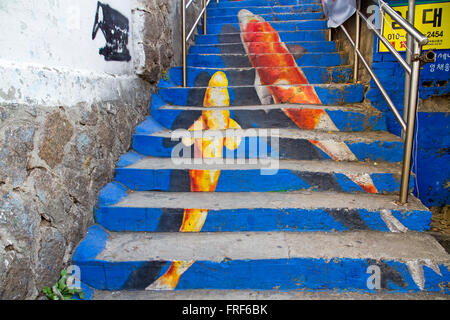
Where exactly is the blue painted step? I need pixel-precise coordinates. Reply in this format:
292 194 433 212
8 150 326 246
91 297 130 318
156 84 364 105
195 30 327 44
73 227 449 292
207 4 322 17
150 96 386 131
189 41 338 54
206 20 327 34
187 52 347 68
207 12 325 24
113 154 411 193
131 124 404 162
158 66 353 86
95 188 425 233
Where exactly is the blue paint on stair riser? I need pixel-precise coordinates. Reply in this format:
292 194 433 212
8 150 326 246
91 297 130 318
113 168 411 194
134 116 166 135
150 102 385 133
74 253 449 293
117 151 145 168
96 206 429 233
207 4 322 17
186 53 346 68
131 134 404 162
97 182 128 207
207 12 325 24
157 85 364 106
195 30 326 44
158 66 353 87
189 41 337 54
72 225 109 262
206 20 327 34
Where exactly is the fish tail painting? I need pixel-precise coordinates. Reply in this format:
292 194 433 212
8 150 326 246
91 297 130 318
237 9 378 194
146 71 241 290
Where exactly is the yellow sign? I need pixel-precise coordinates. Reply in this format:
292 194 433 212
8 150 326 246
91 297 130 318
379 2 450 52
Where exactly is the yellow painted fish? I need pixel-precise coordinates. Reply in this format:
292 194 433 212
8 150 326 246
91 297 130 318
146 71 241 290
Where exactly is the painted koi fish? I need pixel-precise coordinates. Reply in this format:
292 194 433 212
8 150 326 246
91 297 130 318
238 9 377 193
146 71 241 290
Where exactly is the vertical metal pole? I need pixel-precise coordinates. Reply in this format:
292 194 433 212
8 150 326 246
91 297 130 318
203 0 207 35
182 0 187 87
399 40 421 204
354 0 361 83
403 0 415 135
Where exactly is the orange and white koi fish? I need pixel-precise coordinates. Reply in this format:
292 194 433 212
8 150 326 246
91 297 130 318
238 9 377 193
146 71 241 290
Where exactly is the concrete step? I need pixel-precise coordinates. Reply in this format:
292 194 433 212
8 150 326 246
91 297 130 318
187 52 347 68
73 227 449 292
208 0 321 9
132 124 404 162
206 12 325 24
157 83 364 106
113 155 411 194
205 20 327 34
189 41 338 54
150 97 386 132
207 4 322 17
195 30 327 44
93 289 450 300
159 66 352 87
95 189 425 232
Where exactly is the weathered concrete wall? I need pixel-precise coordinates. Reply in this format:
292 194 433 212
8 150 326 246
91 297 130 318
133 0 204 80
0 0 198 299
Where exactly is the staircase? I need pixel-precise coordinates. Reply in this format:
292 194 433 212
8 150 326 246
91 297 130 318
72 0 450 298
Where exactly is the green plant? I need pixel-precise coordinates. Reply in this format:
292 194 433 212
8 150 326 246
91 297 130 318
42 269 85 300
162 69 169 81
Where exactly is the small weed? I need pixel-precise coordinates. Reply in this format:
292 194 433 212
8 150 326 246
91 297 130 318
42 269 84 300
162 70 169 81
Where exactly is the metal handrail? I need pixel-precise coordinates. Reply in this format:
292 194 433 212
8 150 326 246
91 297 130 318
377 0 427 45
182 0 215 87
341 0 432 204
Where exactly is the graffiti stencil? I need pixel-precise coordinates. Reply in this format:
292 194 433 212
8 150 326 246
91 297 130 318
92 1 131 62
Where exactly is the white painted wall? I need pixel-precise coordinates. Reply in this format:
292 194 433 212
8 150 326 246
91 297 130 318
0 0 134 74
0 0 155 107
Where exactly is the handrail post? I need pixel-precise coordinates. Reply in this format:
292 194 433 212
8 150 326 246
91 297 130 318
354 0 361 83
182 0 187 87
399 39 421 204
203 0 207 35
403 0 415 136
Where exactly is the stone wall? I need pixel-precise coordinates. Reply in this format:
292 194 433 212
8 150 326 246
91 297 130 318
0 0 202 299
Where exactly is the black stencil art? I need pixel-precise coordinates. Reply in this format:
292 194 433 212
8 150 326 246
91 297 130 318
92 1 131 62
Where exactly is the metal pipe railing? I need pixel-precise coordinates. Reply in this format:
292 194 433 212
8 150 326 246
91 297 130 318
353 0 361 83
182 0 212 87
340 25 406 131
377 0 427 45
342 0 430 204
403 0 416 127
357 10 411 74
